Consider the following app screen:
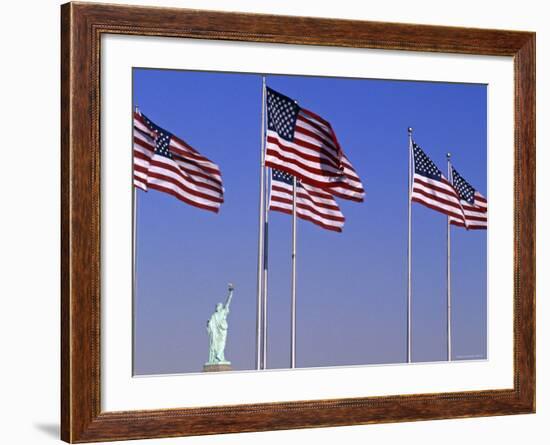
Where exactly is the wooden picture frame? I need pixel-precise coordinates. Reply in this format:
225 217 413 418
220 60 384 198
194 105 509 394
61 2 535 442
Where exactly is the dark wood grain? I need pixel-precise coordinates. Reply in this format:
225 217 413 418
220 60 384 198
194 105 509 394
60 4 71 441
60 2 536 443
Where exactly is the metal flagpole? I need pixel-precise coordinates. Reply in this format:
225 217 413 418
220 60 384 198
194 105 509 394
132 106 139 376
407 127 413 363
446 153 452 362
132 186 138 295
255 76 267 370
291 176 297 368
132 186 138 375
262 160 270 369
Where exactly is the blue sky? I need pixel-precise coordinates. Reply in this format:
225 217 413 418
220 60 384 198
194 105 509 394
133 68 487 375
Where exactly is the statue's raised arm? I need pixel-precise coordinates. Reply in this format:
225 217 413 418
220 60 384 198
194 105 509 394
224 283 234 310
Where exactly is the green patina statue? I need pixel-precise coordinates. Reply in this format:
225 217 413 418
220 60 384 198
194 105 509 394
206 283 234 365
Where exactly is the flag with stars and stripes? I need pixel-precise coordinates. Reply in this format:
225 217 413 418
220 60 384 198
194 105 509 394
133 109 224 213
264 87 365 202
410 142 465 223
269 169 345 232
449 166 487 230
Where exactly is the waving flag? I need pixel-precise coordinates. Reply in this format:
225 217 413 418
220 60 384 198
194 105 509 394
133 109 224 213
269 169 345 232
264 87 365 201
449 166 488 230
410 142 464 223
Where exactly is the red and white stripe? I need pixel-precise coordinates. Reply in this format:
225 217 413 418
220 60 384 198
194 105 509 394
411 173 465 224
265 108 365 201
449 191 487 230
325 154 365 202
133 110 224 213
269 179 345 233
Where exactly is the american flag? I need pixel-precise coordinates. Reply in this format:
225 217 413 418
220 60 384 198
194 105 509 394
269 169 345 232
449 166 488 230
264 87 365 202
133 109 224 213
410 142 465 223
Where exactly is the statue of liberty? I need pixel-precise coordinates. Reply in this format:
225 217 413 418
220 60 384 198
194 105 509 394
205 283 234 368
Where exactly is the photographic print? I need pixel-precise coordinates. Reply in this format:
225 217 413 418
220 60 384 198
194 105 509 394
132 69 487 376
61 4 535 441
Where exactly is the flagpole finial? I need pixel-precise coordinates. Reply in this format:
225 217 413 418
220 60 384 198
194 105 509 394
447 152 452 159
407 127 413 134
